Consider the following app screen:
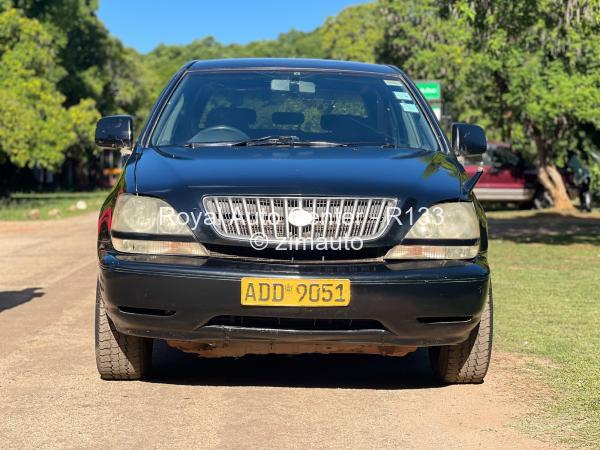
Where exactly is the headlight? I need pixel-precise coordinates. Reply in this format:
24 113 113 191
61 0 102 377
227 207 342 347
385 202 480 260
404 202 479 240
111 194 208 257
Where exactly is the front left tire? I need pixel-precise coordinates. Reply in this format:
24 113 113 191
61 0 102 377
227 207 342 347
429 283 493 384
95 281 153 380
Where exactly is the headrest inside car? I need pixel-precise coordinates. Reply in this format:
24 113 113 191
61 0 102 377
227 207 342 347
320 114 366 131
272 112 305 126
205 107 257 128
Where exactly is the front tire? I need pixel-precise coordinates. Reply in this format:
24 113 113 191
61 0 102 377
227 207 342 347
429 283 493 384
580 190 592 212
95 281 152 380
533 189 553 209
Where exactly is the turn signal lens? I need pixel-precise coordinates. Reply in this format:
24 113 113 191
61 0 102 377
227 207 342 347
385 244 479 260
112 238 209 257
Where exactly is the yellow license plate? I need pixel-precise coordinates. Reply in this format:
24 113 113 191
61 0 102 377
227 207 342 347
241 278 351 307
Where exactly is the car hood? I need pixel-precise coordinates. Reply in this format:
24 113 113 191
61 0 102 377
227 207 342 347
133 146 467 246
135 145 464 203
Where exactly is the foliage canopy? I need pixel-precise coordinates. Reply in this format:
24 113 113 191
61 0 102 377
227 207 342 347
0 0 598 206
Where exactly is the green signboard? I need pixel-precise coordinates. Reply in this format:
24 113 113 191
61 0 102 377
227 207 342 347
415 81 441 101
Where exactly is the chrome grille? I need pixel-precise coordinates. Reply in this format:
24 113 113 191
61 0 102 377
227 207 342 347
202 196 397 242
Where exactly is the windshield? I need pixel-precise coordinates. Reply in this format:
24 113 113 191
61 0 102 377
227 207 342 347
150 70 439 151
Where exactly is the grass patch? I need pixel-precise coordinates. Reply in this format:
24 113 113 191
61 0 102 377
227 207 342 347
0 191 108 220
488 211 600 446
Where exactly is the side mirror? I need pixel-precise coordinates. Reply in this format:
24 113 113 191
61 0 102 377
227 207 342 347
451 123 487 156
95 115 133 152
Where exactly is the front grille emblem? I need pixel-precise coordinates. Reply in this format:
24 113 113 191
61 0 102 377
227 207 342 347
287 208 314 227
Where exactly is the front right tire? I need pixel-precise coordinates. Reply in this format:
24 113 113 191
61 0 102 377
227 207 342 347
95 281 153 380
429 283 493 384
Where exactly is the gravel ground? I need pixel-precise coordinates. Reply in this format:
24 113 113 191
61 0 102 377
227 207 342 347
0 213 558 449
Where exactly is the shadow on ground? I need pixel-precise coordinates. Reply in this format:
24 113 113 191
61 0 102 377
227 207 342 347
147 341 444 390
0 287 44 313
488 212 600 244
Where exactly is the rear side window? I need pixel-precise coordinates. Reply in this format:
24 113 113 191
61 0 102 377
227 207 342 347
151 70 439 151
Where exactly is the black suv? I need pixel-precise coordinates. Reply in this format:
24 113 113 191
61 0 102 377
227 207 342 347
95 58 492 383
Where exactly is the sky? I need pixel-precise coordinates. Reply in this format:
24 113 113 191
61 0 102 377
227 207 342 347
98 0 369 54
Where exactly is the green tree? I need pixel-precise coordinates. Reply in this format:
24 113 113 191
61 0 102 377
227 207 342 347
1 0 153 175
12 0 112 106
380 0 473 130
0 8 74 169
144 30 326 101
11 0 153 119
381 0 600 210
67 98 101 159
460 0 600 210
321 3 383 63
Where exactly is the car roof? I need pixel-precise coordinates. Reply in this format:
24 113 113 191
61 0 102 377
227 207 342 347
188 58 400 75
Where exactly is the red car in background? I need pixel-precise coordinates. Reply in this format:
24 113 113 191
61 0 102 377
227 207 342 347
464 143 542 208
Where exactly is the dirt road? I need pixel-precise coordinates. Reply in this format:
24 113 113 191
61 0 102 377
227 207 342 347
0 213 555 449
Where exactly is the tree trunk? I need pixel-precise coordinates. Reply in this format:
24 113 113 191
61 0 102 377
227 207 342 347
537 163 575 212
533 135 575 213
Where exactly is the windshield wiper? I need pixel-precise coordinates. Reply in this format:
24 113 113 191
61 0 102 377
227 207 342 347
231 136 355 147
183 136 351 148
183 136 400 148
182 136 322 148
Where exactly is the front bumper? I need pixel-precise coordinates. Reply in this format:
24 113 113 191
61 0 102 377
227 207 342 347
99 253 490 347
